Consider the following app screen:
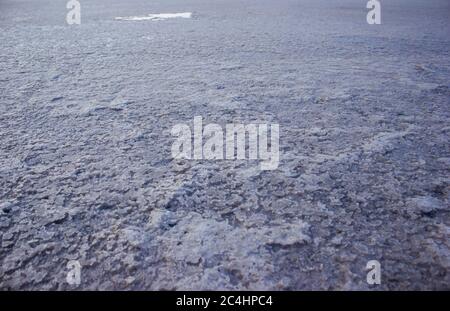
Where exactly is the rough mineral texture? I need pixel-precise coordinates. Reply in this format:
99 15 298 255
0 0 449 290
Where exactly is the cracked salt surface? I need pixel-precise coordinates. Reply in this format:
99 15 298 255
1 0 449 291
115 12 192 21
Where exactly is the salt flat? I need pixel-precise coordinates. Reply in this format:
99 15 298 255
0 0 449 290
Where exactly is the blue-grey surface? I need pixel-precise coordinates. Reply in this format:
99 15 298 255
0 0 449 290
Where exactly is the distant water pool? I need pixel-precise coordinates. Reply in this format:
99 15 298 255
115 12 192 21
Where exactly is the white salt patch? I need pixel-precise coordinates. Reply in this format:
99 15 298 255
115 12 192 21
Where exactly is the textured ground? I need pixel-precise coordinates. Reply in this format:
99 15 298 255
0 0 449 290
